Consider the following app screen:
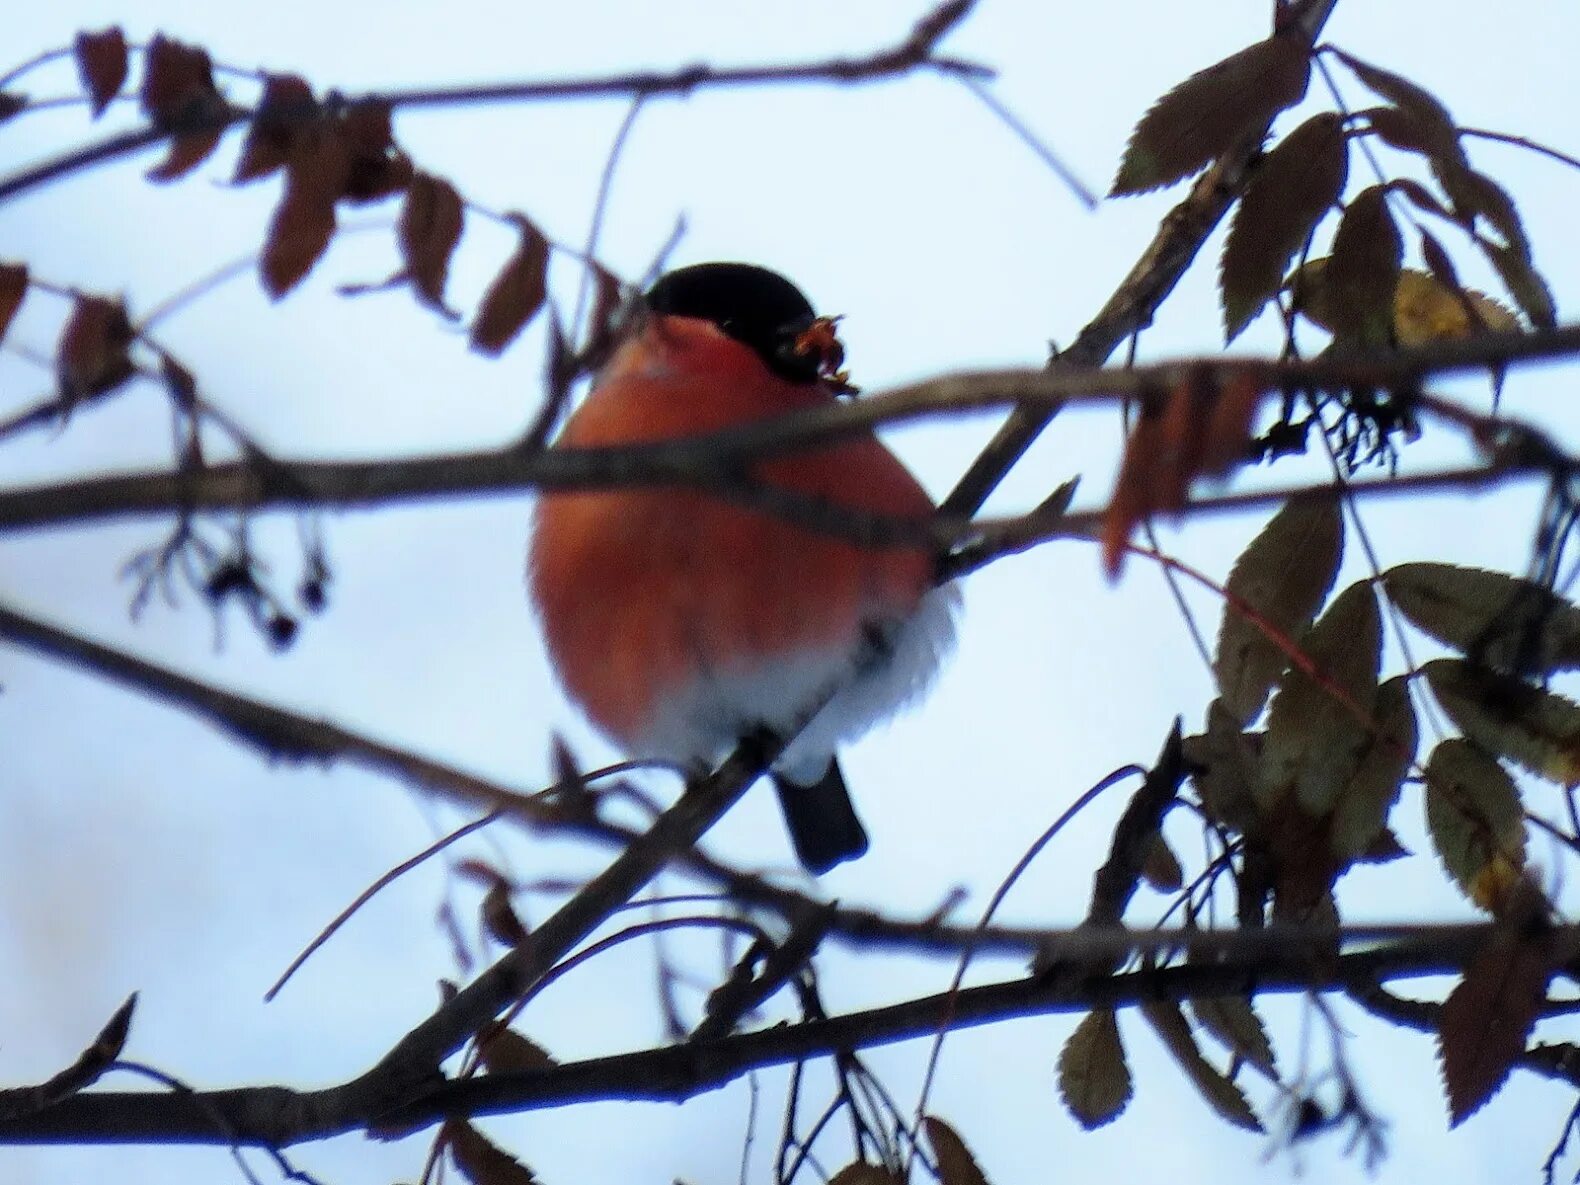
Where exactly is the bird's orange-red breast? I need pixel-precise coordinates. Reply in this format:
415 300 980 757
528 263 956 872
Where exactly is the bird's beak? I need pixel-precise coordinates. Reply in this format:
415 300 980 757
788 315 859 396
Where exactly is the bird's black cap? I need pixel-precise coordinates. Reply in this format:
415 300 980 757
645 262 824 384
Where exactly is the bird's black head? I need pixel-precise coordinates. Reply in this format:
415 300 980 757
644 262 833 385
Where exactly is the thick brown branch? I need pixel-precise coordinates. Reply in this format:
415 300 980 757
4 923 1573 1146
3 326 1579 539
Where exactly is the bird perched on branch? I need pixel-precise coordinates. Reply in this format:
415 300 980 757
529 262 957 872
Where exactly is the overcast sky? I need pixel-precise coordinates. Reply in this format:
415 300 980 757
3 2 1580 1183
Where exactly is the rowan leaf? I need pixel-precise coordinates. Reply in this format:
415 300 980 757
1215 498 1344 725
445 1120 539 1185
1425 659 1580 785
924 1116 992 1185
1141 1000 1261 1131
1221 112 1348 340
399 172 465 314
1112 34 1311 196
1189 995 1276 1077
1260 581 1382 815
1439 891 1555 1125
1319 186 1403 345
1183 702 1262 834
260 125 349 299
1140 830 1184 892
476 1024 556 1075
1330 676 1418 863
1057 1009 1132 1129
471 215 550 356
1423 738 1526 909
233 73 315 184
1481 237 1557 330
139 35 227 183
74 27 128 118
1334 50 1461 162
0 263 27 349
56 295 136 402
1386 563 1580 674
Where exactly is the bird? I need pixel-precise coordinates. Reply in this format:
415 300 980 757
528 262 957 873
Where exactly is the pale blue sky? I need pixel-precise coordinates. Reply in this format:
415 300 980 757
2 3 1579 1183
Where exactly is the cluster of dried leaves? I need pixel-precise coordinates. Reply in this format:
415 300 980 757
1100 30 1553 568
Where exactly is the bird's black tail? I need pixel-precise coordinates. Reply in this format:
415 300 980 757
771 760 870 874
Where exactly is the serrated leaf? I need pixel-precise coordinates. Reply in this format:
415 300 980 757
1334 50 1461 166
56 295 135 402
1439 891 1555 1125
1387 563 1580 674
445 1120 538 1185
0 263 26 349
1221 112 1348 341
1215 498 1344 725
472 215 550 356
1481 237 1557 330
1423 738 1526 908
1437 161 1528 252
1140 830 1184 892
74 27 128 118
1395 269 1520 346
1260 582 1382 815
477 1024 556 1075
1321 186 1403 345
1112 34 1311 196
400 172 465 314
1141 1000 1261 1131
260 124 349 299
1189 995 1276 1076
1183 701 1262 834
924 1116 991 1185
1330 676 1418 862
1426 659 1580 784
1057 1009 1132 1129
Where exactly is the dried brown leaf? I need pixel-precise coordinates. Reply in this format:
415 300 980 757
1189 995 1276 1076
477 1024 556 1076
340 101 412 203
1112 34 1311 195
481 879 529 948
1386 563 1580 674
1426 659 1580 786
1439 894 1555 1125
56 295 136 402
471 216 550 356
1183 701 1262 834
260 125 349 299
445 1120 539 1185
1140 830 1184 892
1057 1009 1132 1129
1423 737 1526 910
400 172 465 314
1481 237 1557 330
1259 581 1382 815
1334 50 1461 163
74 27 128 118
139 35 227 183
1215 498 1344 725
1330 675 1417 862
233 73 315 184
924 1116 991 1185
1221 112 1348 340
1140 1000 1261 1131
0 263 27 349
1319 185 1403 345
1102 370 1267 576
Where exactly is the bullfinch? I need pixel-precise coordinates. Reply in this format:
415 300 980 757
528 262 957 873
